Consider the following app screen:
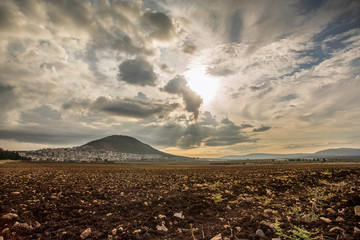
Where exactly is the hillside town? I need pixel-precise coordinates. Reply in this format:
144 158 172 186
19 146 167 162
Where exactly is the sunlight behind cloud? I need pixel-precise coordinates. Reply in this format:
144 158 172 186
185 65 219 104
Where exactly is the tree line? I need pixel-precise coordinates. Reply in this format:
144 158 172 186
0 148 30 160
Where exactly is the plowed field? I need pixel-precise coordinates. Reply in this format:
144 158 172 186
1 162 360 239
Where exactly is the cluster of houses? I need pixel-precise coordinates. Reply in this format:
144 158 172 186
20 146 166 162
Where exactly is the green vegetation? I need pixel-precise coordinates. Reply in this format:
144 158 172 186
275 221 317 240
256 195 273 206
307 187 333 204
0 148 30 160
210 193 225 203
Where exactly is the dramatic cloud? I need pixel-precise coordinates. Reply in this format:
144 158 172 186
253 125 272 132
0 0 359 156
177 115 256 149
118 58 157 86
63 96 178 119
163 75 203 119
183 43 197 54
140 10 175 41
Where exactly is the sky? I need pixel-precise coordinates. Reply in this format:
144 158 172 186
0 0 360 157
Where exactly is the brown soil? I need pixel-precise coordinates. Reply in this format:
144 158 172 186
1 162 360 239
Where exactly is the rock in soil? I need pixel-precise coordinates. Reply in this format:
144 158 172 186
354 205 360 216
210 233 222 240
80 228 91 239
14 222 32 230
320 217 331 223
256 228 266 238
2 213 18 220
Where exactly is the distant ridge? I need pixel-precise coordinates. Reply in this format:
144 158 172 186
82 135 170 156
219 148 360 160
314 148 360 157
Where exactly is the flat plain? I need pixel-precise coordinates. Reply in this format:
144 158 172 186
1 162 360 239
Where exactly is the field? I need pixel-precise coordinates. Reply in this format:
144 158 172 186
1 162 360 240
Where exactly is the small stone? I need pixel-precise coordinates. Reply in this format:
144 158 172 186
133 229 141 234
111 228 117 235
210 233 222 240
330 226 345 232
32 221 41 229
354 206 360 216
260 220 276 229
80 228 91 239
2 213 18 220
14 222 32 230
156 224 168 232
320 217 332 223
336 216 345 222
235 226 241 232
174 212 184 219
327 208 336 214
256 229 266 238
1 228 10 235
0 236 4 240
11 192 20 195
354 227 360 234
158 214 166 219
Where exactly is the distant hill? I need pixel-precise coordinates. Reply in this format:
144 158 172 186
314 148 360 157
219 148 360 160
218 153 310 160
81 135 171 156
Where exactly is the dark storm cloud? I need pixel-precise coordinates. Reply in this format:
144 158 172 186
183 43 197 54
45 0 92 30
0 3 15 31
92 33 152 56
279 94 298 102
20 105 62 123
241 123 254 128
97 97 177 119
205 135 254 147
253 125 272 132
0 83 16 122
63 96 178 119
0 125 101 145
229 10 242 43
163 75 203 119
140 10 175 41
175 114 256 149
204 118 256 146
176 124 210 149
118 58 157 86
136 92 147 99
201 111 217 126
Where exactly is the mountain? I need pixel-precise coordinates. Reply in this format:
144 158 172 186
219 148 360 160
82 135 170 156
314 148 360 157
218 153 310 160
